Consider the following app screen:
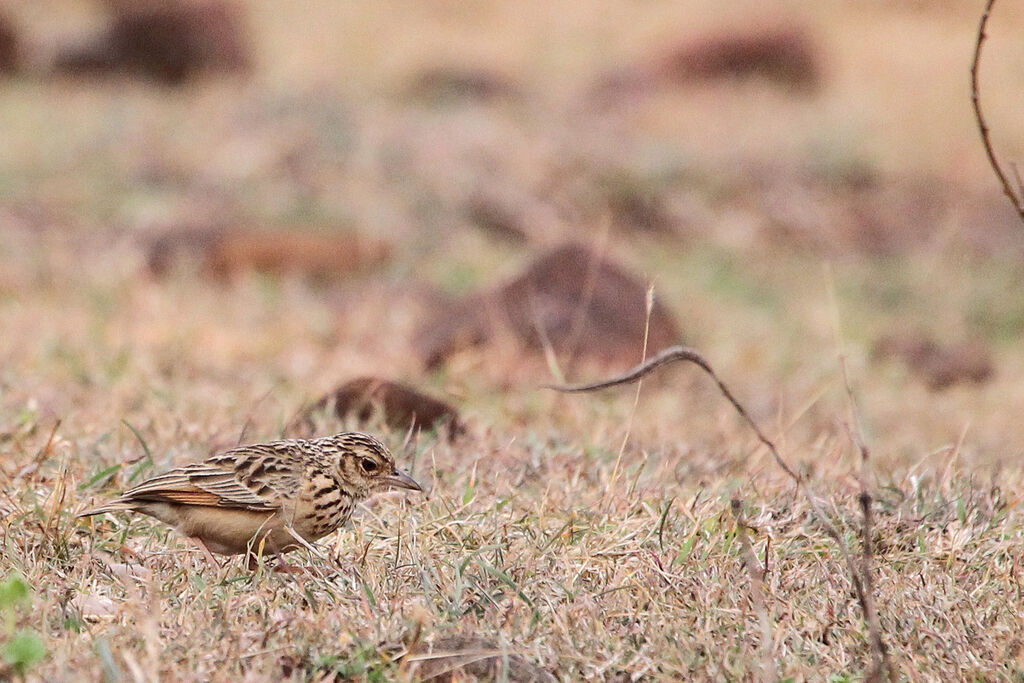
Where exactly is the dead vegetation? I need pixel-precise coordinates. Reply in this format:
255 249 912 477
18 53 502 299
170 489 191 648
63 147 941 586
971 0 1024 224
549 345 898 681
1 0 1023 680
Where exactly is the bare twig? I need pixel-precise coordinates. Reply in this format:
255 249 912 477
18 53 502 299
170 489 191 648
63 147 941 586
830 353 895 675
828 266 896 683
970 0 1024 223
731 498 777 683
837 402 895 683
858 480 891 682
546 345 889 676
34 419 62 465
1011 162 1024 200
545 346 797 480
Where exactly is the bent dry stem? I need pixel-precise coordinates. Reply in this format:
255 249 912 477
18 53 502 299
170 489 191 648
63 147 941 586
545 345 895 681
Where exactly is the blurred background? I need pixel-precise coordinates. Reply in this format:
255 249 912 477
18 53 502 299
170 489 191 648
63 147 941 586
5 2 1024 678
3 0 1024 462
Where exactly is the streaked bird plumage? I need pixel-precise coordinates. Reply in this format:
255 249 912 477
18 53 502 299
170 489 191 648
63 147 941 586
78 432 422 558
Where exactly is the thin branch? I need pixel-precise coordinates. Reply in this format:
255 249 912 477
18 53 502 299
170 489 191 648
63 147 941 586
838 388 895 683
546 346 887 677
970 0 1024 223
829 266 896 683
545 346 797 480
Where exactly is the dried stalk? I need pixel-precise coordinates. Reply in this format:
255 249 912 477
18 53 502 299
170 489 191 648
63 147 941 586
837 360 896 682
971 0 1024 223
828 263 896 683
731 498 777 683
546 345 891 678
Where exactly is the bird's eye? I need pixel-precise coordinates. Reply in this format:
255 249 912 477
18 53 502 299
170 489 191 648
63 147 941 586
359 458 379 474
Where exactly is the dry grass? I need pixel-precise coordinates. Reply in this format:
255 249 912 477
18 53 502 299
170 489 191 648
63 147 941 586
1 250 1023 680
2 1 1024 680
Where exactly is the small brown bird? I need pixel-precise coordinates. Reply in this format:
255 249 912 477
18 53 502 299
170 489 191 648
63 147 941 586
77 432 422 567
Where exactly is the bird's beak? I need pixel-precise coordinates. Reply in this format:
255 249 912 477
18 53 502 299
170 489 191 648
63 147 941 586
384 469 423 492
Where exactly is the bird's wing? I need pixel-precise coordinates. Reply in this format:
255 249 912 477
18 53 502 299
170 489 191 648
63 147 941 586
114 446 301 512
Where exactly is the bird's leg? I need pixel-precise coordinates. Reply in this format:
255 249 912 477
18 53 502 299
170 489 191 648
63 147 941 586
246 552 261 572
189 537 221 568
245 550 305 576
245 530 322 576
274 555 307 575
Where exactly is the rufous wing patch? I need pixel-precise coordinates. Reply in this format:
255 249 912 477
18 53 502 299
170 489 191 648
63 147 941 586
150 490 223 506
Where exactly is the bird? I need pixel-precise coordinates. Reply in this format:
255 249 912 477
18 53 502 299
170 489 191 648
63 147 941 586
77 432 423 568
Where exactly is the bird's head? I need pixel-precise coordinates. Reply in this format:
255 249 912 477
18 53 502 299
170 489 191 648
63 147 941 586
327 432 423 498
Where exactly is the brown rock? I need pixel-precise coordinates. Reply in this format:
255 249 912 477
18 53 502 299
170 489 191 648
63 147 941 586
655 26 820 91
873 332 994 391
54 1 250 85
288 377 462 439
144 226 391 281
414 244 681 368
0 12 20 75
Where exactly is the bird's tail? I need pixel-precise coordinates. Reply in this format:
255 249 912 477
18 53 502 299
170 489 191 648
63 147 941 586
76 499 135 518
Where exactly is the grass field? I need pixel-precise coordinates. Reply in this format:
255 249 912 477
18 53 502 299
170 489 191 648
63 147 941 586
2 1 1024 680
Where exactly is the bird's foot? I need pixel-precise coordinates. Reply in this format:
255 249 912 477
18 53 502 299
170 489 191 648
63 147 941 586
245 552 312 575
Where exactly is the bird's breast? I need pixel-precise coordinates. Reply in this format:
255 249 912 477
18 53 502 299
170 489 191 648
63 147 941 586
295 497 355 540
